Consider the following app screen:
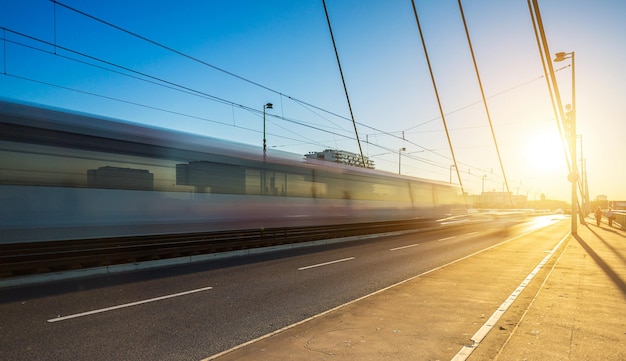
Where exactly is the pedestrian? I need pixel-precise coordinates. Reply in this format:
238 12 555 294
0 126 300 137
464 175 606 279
595 207 603 226
607 208 615 227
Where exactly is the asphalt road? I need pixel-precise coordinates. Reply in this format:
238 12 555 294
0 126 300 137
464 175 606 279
0 217 563 361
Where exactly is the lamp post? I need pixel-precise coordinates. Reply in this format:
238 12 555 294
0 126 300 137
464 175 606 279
554 51 577 234
482 175 486 193
398 147 406 175
577 134 588 222
263 102 273 161
449 165 455 184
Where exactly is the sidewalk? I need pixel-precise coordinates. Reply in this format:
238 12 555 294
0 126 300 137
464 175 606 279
480 219 626 360
206 219 626 361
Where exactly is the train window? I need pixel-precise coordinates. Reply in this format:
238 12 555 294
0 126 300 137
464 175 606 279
411 182 435 208
370 180 410 202
433 185 462 206
244 169 327 198
0 140 183 192
286 173 327 198
245 169 261 195
246 169 286 196
1 122 454 205
308 170 413 202
312 172 355 199
264 170 286 196
176 161 246 194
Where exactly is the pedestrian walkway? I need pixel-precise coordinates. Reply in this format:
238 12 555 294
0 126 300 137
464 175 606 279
481 218 626 360
205 218 626 361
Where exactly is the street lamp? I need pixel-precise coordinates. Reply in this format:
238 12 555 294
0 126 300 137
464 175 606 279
263 102 273 160
554 51 577 234
398 147 406 175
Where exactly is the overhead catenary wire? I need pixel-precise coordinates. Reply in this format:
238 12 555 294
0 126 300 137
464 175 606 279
2 29 460 174
3 72 346 153
0 27 358 142
1 27 239 108
45 1 509 179
2 28 5 74
50 0 363 141
1 2 546 192
45 2 449 163
4 30 453 172
51 0 460 170
372 70 555 137
1 24 514 193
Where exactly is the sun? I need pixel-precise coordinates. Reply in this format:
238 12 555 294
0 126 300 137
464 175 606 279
521 129 567 172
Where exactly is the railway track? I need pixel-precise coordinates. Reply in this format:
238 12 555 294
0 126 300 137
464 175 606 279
0 220 436 278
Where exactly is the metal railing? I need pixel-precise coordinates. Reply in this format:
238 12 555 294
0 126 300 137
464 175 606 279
612 211 626 230
1 220 436 279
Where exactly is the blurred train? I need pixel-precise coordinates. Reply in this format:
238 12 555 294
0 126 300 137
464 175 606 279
0 100 466 243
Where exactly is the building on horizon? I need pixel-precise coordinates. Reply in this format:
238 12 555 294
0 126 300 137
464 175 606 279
305 149 375 169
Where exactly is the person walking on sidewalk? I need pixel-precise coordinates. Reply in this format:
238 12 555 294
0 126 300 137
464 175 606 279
595 207 603 226
606 208 615 227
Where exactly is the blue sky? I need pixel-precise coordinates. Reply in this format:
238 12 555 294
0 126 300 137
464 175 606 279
1 0 625 201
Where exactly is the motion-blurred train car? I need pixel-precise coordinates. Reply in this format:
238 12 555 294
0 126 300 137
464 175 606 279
0 100 466 243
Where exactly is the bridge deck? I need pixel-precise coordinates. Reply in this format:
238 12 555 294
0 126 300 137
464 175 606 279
208 216 626 361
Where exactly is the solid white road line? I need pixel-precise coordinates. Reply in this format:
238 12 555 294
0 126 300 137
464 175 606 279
298 257 355 271
203 220 568 361
47 286 214 323
450 232 569 361
390 243 420 251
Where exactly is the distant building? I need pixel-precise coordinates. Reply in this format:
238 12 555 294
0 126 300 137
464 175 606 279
176 161 245 193
305 149 374 169
593 195 609 209
87 166 153 190
612 201 626 210
472 191 531 209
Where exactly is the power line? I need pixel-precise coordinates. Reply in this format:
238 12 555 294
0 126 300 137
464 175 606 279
50 1 365 137
3 3 538 187
50 1 452 166
0 26 520 186
1 33 461 173
3 72 344 152
2 22 459 170
1 27 359 142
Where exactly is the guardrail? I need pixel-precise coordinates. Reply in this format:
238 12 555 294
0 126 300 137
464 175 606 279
0 220 437 279
0 212 546 280
613 211 626 230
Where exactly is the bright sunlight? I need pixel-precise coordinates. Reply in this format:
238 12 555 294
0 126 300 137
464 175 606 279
521 128 567 172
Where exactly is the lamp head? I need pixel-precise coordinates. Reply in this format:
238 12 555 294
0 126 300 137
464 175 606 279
265 103 273 109
554 52 570 62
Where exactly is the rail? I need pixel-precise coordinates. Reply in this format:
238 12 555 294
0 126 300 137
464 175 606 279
0 220 436 279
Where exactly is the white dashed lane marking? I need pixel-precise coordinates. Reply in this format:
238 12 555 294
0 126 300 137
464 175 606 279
47 286 214 323
298 257 355 271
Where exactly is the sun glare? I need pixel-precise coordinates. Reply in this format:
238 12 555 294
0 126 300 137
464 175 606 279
522 129 566 172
